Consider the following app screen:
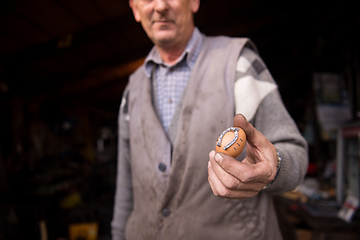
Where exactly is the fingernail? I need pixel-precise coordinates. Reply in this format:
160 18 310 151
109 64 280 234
208 161 211 168
209 150 215 159
214 153 223 164
240 113 248 122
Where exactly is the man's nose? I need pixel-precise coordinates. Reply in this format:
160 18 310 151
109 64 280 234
154 0 169 12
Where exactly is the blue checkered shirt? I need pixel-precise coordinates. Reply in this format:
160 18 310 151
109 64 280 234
144 28 203 131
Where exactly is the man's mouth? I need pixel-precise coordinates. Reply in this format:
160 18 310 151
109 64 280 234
153 19 173 24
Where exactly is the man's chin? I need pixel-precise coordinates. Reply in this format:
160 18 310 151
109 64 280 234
153 33 176 46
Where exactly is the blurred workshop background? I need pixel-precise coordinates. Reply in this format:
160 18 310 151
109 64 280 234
0 0 359 240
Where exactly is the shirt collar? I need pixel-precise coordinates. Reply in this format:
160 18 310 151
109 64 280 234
144 27 203 78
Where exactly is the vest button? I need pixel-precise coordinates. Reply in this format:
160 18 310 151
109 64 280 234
162 208 171 217
158 163 167 172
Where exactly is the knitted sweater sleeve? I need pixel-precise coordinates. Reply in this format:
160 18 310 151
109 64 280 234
234 47 308 194
111 85 133 240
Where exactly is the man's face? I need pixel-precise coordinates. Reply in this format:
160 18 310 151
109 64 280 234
130 0 200 49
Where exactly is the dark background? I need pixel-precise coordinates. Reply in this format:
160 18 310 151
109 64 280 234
0 0 359 239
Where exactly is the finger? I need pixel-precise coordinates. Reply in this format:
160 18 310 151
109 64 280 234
207 160 221 196
208 151 221 196
233 114 278 167
208 161 219 196
233 114 270 148
208 161 258 198
209 155 241 190
233 114 256 142
214 152 273 185
210 152 269 190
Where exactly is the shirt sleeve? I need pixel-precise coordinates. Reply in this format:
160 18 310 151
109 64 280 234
234 47 308 194
111 85 133 240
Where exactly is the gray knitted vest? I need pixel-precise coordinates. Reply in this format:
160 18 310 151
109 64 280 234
125 35 282 240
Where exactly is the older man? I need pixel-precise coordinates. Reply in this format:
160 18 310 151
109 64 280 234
111 0 308 239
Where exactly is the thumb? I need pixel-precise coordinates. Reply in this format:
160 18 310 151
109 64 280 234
233 114 269 149
233 114 276 164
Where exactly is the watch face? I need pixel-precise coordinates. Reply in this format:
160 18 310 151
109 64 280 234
216 127 246 158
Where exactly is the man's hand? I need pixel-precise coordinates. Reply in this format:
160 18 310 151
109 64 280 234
208 114 278 199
